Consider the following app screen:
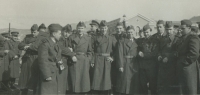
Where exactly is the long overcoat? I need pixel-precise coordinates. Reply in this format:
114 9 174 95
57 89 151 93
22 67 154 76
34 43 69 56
5 39 21 78
157 34 179 94
175 33 200 94
92 34 117 90
115 38 139 94
37 37 63 95
57 36 75 92
0 40 12 81
18 34 38 89
68 34 92 93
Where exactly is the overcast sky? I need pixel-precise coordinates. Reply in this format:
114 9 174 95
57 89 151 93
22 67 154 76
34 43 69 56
0 0 200 29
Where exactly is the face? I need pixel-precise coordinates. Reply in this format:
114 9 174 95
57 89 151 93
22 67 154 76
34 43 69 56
166 27 174 35
3 37 9 40
12 36 18 41
100 26 108 35
90 25 98 31
116 26 124 34
139 31 144 38
180 25 191 35
63 31 72 38
53 30 62 41
127 29 135 39
143 29 151 38
38 29 46 32
77 26 85 35
157 24 165 34
32 30 39 37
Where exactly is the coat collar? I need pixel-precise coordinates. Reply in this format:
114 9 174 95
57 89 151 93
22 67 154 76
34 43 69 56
124 38 137 48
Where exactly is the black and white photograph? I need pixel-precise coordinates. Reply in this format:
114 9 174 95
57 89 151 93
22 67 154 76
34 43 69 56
0 0 200 95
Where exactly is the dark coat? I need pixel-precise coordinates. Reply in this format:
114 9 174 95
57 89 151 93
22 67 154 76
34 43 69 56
175 33 200 94
37 37 63 95
92 34 117 90
157 34 179 94
0 40 12 81
136 36 159 94
18 34 38 89
57 36 75 92
137 36 159 68
115 38 139 94
68 34 92 93
5 39 21 78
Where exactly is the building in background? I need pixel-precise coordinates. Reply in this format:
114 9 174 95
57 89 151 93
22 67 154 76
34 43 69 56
107 14 157 37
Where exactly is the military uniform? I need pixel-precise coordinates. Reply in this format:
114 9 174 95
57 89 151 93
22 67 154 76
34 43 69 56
176 33 200 94
157 34 179 94
57 36 75 93
18 24 39 90
115 38 139 94
5 36 21 88
0 40 12 89
37 37 63 94
92 33 116 91
175 20 200 94
68 33 92 93
137 35 159 94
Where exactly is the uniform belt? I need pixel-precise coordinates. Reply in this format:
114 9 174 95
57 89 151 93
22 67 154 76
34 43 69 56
95 53 110 57
75 52 85 55
124 55 134 58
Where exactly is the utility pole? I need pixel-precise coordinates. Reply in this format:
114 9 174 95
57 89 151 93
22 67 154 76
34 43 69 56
123 14 127 29
9 23 10 36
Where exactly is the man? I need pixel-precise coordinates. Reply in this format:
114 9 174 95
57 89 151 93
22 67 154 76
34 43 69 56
152 20 166 39
175 20 200 94
18 24 40 94
112 22 125 93
88 20 99 36
38 23 46 32
137 24 159 94
57 24 74 93
0 33 12 90
157 21 179 94
115 25 139 94
91 20 117 94
1 33 10 40
174 25 181 36
37 24 64 94
62 24 73 38
5 31 21 89
66 22 92 94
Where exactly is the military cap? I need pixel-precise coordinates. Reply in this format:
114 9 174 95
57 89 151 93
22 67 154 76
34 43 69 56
99 20 107 27
48 24 62 33
196 22 200 25
63 24 72 32
116 22 123 27
174 25 180 28
90 20 100 27
181 19 192 26
191 26 198 33
31 24 38 31
165 21 173 29
38 23 46 30
77 21 86 28
1 32 10 37
143 24 151 31
126 25 135 31
11 31 19 36
157 20 165 25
